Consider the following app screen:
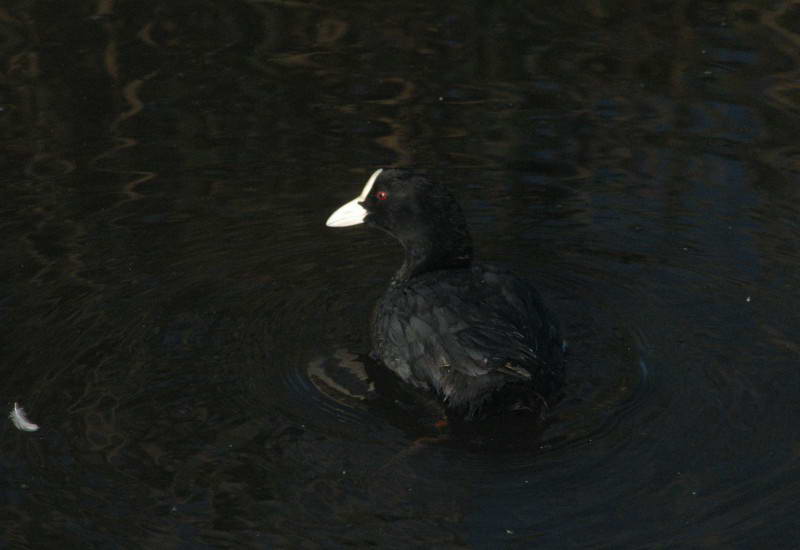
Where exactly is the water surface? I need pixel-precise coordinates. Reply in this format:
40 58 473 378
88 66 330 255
2 1 800 548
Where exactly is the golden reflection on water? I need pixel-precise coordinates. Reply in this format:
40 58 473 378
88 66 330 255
0 0 797 304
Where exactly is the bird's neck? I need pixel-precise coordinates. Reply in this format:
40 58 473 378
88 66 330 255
392 229 473 283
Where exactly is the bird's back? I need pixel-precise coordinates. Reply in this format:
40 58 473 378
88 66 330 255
372 263 564 417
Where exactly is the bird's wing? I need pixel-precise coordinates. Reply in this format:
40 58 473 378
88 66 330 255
383 267 559 382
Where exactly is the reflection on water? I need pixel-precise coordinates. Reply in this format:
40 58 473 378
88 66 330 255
1 1 800 547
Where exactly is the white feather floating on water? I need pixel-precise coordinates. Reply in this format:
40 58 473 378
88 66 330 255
10 402 39 432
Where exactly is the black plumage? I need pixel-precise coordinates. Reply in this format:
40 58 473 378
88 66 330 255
327 169 565 419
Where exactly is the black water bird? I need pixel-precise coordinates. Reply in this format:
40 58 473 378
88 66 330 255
326 169 565 420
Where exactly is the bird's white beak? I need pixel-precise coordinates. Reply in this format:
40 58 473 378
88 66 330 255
325 168 383 228
326 198 367 227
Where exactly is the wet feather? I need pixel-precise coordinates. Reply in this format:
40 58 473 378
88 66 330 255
10 402 39 432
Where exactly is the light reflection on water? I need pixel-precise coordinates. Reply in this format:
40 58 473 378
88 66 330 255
1 1 799 547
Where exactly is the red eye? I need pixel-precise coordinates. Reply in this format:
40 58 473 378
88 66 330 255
376 190 388 201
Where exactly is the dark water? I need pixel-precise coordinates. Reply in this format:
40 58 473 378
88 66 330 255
2 1 800 547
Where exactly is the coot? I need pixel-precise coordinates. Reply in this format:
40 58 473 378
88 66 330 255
326 169 565 419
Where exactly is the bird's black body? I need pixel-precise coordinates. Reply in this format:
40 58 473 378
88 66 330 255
327 169 565 420
373 263 564 418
